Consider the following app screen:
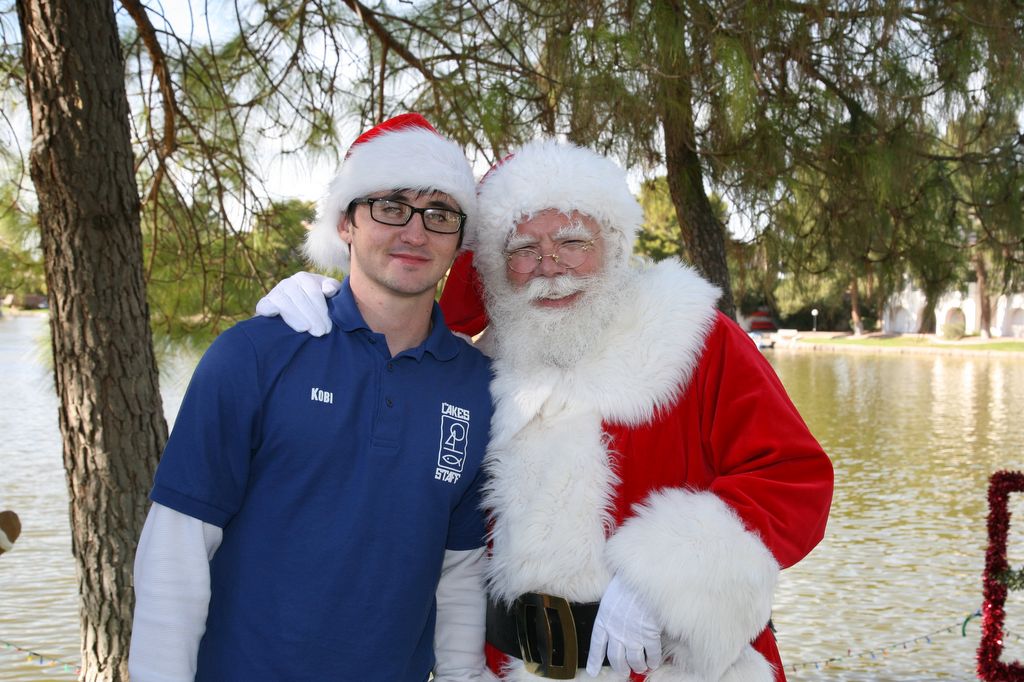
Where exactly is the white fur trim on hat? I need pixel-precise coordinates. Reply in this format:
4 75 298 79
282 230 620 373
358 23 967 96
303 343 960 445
303 121 477 273
471 140 643 280
605 488 779 681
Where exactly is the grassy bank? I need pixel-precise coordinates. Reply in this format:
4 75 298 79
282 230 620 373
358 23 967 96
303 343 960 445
779 331 1024 356
0 306 49 317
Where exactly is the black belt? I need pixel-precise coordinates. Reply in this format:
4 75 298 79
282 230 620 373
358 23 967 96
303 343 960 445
486 593 607 680
488 593 776 680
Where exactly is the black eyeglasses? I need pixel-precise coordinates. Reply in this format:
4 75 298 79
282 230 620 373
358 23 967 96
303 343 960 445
349 198 466 235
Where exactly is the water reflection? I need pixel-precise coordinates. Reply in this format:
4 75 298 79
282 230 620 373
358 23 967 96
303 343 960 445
769 349 1024 680
1 317 1022 680
0 315 78 679
0 316 202 680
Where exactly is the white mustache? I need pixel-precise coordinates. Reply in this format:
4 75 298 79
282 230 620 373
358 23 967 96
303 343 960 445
523 275 588 302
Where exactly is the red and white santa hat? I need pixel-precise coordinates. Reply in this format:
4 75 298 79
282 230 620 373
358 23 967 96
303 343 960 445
304 113 477 272
468 139 642 277
439 140 643 335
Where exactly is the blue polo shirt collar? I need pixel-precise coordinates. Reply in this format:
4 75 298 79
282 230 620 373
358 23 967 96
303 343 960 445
329 277 460 361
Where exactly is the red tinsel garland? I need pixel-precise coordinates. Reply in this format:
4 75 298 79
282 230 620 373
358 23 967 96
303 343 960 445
979 470 1024 681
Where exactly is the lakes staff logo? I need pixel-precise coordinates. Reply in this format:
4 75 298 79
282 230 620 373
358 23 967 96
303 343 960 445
435 402 470 485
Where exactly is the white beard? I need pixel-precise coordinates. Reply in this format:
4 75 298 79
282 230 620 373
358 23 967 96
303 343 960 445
485 266 630 369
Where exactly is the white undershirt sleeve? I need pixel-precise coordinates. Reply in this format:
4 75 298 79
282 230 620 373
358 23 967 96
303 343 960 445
433 546 493 681
129 502 223 682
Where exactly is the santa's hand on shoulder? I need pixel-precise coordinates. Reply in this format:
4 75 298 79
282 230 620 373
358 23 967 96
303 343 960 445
586 573 663 677
255 271 340 337
0 510 21 556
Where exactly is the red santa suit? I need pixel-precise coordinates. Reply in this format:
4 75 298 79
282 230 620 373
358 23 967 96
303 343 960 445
470 260 832 682
440 140 833 682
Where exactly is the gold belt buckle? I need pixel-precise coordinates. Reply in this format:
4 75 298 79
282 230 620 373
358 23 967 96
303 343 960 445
515 593 578 680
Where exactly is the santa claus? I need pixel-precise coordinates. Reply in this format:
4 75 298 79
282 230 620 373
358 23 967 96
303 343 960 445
259 140 833 682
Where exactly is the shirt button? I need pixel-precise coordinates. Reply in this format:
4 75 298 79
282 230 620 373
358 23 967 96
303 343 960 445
386 397 394 407
386 362 394 372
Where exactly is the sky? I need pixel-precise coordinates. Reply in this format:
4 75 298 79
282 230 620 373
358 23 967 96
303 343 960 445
143 1 339 205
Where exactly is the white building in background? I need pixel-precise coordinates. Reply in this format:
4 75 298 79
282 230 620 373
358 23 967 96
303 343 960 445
883 279 1024 337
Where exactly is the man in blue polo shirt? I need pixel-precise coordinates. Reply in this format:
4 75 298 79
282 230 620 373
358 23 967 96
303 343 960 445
129 114 494 682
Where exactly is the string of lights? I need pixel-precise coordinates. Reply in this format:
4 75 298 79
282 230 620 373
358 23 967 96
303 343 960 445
3 613 1011 677
0 638 80 675
786 610 996 672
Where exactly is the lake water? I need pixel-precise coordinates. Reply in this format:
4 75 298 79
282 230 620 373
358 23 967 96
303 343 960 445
1 313 1022 680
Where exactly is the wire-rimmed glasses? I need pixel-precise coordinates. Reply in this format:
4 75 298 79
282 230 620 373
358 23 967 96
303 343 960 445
504 239 597 274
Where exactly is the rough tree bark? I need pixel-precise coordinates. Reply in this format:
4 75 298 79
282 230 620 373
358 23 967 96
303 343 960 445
917 288 939 334
16 0 166 679
652 0 737 319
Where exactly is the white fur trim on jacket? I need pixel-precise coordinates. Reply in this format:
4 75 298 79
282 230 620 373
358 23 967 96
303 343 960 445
483 404 618 604
303 126 477 273
483 264 721 605
605 489 779 682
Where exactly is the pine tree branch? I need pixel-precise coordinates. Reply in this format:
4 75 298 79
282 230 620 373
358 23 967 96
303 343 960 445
342 0 439 84
119 0 178 203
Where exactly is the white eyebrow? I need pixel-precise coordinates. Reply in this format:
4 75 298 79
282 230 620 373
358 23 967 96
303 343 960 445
553 221 597 241
505 220 597 251
505 233 538 251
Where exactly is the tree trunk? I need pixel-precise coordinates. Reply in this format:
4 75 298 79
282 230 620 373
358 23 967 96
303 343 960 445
917 287 939 334
850 277 863 335
16 1 166 679
974 250 992 338
652 0 736 319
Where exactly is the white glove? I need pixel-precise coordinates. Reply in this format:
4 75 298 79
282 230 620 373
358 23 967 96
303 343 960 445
255 271 341 337
586 574 663 677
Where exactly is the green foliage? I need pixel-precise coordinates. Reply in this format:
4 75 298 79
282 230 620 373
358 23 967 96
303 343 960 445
108 3 367 337
942 318 966 340
711 35 756 146
2 0 1024 337
997 568 1024 591
145 197 314 342
773 271 850 329
0 177 44 297
635 176 735 262
945 111 1024 296
635 177 689 262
